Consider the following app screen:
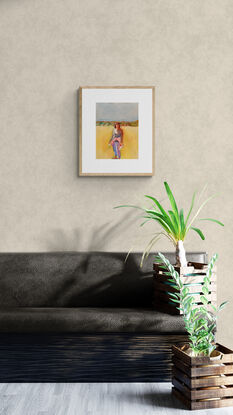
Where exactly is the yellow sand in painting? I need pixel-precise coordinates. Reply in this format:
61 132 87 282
96 126 138 159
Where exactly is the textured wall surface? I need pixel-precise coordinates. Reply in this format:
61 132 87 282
0 0 232 346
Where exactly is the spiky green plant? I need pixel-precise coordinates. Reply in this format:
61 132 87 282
155 252 228 356
115 182 224 267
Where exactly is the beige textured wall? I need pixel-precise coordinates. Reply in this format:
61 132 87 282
0 0 233 346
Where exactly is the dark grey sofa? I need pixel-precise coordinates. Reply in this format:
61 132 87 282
0 251 207 382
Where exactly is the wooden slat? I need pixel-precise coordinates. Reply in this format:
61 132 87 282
172 345 192 364
154 273 217 284
153 265 196 274
172 357 191 376
154 290 216 303
187 261 208 269
154 263 216 275
169 273 215 283
154 282 216 294
180 273 216 282
173 377 233 400
192 398 233 411
173 344 233 366
172 376 191 399
172 387 191 409
190 374 233 388
173 356 233 377
173 387 233 410
153 291 175 302
192 364 233 377
178 265 217 275
217 343 233 362
184 292 216 302
172 367 191 388
172 367 233 388
153 282 177 293
193 385 233 400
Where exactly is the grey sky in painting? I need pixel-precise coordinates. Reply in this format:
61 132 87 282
96 103 138 121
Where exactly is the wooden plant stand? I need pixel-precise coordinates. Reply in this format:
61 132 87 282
172 343 233 410
153 262 217 315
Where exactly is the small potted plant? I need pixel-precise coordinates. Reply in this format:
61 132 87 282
115 182 224 314
115 182 223 267
155 252 232 410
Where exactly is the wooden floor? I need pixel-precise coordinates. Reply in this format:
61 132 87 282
1 383 233 415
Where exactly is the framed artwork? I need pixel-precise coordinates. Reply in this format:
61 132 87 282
79 86 155 176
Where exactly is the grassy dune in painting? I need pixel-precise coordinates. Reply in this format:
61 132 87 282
96 126 138 159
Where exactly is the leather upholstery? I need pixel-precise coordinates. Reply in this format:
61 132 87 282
0 251 207 307
0 251 207 333
0 307 186 333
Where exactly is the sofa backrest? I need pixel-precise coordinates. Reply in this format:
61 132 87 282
0 251 207 307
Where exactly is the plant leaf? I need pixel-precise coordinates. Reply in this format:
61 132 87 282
140 220 151 227
199 218 224 226
200 295 208 305
184 191 196 227
145 195 177 235
218 301 228 311
114 204 144 210
187 195 216 230
210 304 217 313
202 286 209 296
140 234 162 267
190 226 205 240
179 209 185 239
145 211 174 234
168 210 179 237
164 182 179 222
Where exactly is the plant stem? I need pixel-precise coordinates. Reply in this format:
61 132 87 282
176 240 187 267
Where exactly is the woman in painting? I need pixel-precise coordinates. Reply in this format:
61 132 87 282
108 122 124 159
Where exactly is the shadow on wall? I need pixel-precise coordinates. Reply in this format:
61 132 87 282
59 89 80 178
44 210 139 252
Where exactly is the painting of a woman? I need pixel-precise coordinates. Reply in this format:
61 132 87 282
108 122 124 159
96 102 138 159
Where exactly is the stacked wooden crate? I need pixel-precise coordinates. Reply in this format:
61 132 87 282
153 262 217 315
172 343 233 410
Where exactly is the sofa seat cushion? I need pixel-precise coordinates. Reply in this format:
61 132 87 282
0 307 185 333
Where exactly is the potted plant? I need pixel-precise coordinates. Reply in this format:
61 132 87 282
115 182 224 267
115 182 223 314
155 252 232 410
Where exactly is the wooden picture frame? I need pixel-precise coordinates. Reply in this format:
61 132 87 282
79 86 155 176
